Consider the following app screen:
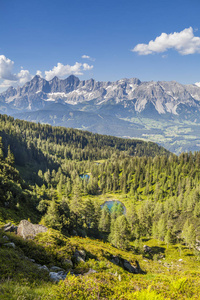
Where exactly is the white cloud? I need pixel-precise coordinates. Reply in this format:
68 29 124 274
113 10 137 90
0 55 16 80
82 55 90 59
36 70 43 77
83 63 93 71
45 62 93 81
82 54 95 61
0 55 94 91
16 69 32 85
132 27 200 55
0 55 33 90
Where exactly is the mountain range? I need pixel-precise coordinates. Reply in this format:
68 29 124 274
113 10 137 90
1 75 200 153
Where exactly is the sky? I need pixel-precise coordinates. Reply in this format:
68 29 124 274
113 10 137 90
1 0 200 91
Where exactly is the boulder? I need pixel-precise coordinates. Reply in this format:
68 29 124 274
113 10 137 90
83 268 97 276
2 223 17 233
73 249 86 263
38 265 49 272
17 220 48 239
111 255 121 266
4 242 15 248
123 260 138 273
50 266 64 272
110 255 142 274
25 257 35 263
143 245 152 253
64 258 73 267
49 271 68 282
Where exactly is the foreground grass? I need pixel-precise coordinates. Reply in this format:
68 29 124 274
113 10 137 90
1 228 200 299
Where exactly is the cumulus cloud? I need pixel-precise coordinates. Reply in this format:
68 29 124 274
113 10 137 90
17 69 32 85
36 70 43 77
132 27 200 55
83 63 94 71
0 54 94 91
82 54 95 61
0 55 16 80
45 62 93 81
0 55 33 90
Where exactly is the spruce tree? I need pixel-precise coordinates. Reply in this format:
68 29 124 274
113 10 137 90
98 205 110 232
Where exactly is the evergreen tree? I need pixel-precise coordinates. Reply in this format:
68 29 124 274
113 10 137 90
5 145 15 165
108 215 129 249
98 205 110 232
43 200 61 230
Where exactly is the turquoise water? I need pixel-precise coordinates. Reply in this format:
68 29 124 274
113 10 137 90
80 174 90 180
100 200 126 214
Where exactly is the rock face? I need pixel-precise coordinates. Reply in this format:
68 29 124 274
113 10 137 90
110 255 142 274
17 220 48 239
2 75 200 118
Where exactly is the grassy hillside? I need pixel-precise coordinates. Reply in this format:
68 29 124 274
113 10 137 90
1 114 200 298
1 228 200 299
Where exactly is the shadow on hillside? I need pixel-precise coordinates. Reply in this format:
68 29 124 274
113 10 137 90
143 246 166 260
1 131 59 184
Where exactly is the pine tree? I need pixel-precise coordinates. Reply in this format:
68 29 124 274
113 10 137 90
164 229 173 247
182 220 196 248
5 145 15 165
43 200 61 230
98 205 110 232
0 137 4 160
108 215 129 250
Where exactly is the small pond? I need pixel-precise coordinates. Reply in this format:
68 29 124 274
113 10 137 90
100 200 126 214
79 174 90 180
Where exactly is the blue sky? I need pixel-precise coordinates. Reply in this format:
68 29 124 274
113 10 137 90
1 0 200 91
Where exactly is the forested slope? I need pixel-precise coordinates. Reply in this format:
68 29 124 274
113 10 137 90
1 114 200 299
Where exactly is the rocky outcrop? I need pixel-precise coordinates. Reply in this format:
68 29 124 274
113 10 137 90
49 271 69 282
143 245 152 253
17 220 48 239
2 222 17 233
73 249 86 263
110 255 142 274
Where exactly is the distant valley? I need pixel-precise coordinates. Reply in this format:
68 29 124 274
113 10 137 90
1 75 200 153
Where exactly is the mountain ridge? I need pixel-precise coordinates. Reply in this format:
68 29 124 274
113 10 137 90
2 75 200 154
1 75 200 116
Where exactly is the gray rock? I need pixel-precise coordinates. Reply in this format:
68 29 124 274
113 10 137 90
2 223 17 233
143 245 152 253
123 260 138 274
4 242 15 248
50 266 64 272
49 271 68 282
78 250 86 258
83 268 97 276
24 256 35 263
17 220 48 239
64 259 73 267
38 265 49 272
73 249 86 263
111 256 120 266
110 255 142 274
3 235 9 240
57 271 68 280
